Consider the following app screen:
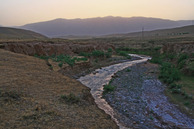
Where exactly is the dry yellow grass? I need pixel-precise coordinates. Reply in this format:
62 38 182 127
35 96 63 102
0 49 118 129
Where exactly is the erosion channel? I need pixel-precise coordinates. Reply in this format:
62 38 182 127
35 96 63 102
78 54 194 129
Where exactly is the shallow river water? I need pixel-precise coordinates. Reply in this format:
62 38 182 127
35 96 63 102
78 54 150 128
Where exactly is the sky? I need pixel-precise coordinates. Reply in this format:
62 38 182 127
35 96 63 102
0 0 194 26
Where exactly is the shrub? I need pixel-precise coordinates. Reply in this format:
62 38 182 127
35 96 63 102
154 47 161 51
108 48 113 53
79 52 91 57
178 53 188 64
103 84 115 94
159 62 181 84
116 50 131 59
61 93 80 104
178 60 186 69
169 83 182 89
150 56 162 64
171 89 181 94
167 53 176 60
58 62 63 68
105 52 112 58
184 101 190 106
34 54 49 60
126 69 131 72
91 50 105 57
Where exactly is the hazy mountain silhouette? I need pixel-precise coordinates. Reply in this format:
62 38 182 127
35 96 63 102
105 25 194 38
20 16 193 37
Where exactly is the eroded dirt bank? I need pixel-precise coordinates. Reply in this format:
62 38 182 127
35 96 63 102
2 42 115 56
0 49 118 129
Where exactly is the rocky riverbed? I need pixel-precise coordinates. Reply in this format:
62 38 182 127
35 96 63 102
104 62 194 129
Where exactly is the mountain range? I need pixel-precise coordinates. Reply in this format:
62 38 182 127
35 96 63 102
105 25 194 38
20 16 193 37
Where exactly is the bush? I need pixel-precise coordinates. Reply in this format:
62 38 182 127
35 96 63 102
116 50 131 59
149 56 162 64
103 84 115 94
171 89 181 94
105 52 112 58
126 69 131 72
79 50 112 58
34 54 50 60
61 93 80 104
178 60 186 69
178 54 188 64
79 52 91 57
58 62 63 68
169 83 182 89
91 50 105 57
167 53 176 60
108 48 113 53
159 62 181 84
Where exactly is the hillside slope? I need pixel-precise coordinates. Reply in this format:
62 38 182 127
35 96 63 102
20 16 193 37
0 27 47 40
0 49 118 129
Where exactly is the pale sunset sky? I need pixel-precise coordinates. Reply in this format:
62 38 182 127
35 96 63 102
0 0 194 26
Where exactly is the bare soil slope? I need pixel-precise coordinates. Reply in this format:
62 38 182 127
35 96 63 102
0 49 118 129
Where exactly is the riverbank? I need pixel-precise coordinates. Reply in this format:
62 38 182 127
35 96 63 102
103 62 194 129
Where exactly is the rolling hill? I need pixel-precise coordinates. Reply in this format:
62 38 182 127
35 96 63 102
111 25 194 38
20 16 193 37
0 27 47 40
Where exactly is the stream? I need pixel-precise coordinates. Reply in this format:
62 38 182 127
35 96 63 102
78 54 150 128
77 54 194 129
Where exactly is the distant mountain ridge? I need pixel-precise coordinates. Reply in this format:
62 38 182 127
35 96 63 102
0 27 47 40
105 25 194 38
20 16 193 37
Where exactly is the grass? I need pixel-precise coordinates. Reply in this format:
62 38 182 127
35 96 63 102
179 75 194 95
35 54 88 67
